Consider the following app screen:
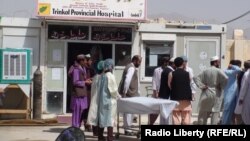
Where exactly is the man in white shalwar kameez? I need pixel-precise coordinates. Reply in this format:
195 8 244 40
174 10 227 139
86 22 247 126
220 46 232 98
194 56 228 125
234 60 250 124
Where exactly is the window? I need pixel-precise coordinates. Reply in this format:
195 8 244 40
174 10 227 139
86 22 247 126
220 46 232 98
0 49 31 83
91 26 132 42
115 44 131 66
47 91 63 114
186 38 219 75
144 42 174 77
48 25 89 40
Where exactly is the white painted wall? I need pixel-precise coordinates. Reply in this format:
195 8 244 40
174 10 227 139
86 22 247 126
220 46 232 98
137 22 227 114
0 17 41 75
0 17 228 116
0 17 43 118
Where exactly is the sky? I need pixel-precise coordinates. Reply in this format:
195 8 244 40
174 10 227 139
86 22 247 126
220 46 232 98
0 0 250 38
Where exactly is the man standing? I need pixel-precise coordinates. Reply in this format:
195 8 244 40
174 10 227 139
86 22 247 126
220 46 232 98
118 55 142 135
83 54 96 132
221 60 241 125
194 56 228 125
97 59 119 141
87 60 105 136
70 54 91 128
149 57 170 125
168 57 193 125
181 56 197 100
234 60 250 124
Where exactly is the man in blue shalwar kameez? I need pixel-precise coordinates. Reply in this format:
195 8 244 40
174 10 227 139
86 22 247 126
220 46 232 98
221 60 241 124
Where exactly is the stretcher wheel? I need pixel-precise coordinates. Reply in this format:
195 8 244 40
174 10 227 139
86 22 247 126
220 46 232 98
115 133 120 139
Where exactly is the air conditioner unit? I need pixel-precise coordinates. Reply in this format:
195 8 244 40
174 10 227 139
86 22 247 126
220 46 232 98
0 48 32 84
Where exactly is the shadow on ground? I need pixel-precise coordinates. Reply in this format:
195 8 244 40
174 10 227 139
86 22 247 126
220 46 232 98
11 139 49 141
42 127 140 141
85 135 140 141
43 127 66 133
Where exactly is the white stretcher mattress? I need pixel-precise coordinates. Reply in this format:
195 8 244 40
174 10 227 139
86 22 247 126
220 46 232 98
117 97 179 122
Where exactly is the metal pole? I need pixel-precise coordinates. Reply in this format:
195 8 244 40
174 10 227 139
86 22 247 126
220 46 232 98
33 21 43 119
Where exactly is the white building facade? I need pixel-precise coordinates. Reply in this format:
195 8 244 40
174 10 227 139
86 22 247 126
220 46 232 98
0 0 227 117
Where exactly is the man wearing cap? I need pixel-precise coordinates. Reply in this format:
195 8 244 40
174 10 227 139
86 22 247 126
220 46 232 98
70 54 92 128
194 56 228 125
97 58 119 141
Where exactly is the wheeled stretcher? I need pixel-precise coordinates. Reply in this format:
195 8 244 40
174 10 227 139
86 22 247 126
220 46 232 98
116 97 179 139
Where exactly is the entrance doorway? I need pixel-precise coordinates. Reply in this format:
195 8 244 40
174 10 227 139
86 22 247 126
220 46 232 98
185 37 219 113
66 43 112 113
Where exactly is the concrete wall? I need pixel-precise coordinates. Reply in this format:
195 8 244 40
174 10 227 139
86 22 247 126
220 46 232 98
0 17 42 119
136 27 224 114
1 18 232 117
225 39 250 65
0 17 41 74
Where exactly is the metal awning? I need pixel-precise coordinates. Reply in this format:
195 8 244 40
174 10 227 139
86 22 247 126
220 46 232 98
40 17 142 26
141 33 176 41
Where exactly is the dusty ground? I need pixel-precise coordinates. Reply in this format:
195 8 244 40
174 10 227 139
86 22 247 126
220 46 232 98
0 114 202 141
0 125 140 141
0 115 148 141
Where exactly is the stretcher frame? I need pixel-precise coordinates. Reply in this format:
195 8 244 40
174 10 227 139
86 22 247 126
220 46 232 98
115 96 178 139
115 112 141 139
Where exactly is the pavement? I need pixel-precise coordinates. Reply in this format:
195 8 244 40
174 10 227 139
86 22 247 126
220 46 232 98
0 115 201 141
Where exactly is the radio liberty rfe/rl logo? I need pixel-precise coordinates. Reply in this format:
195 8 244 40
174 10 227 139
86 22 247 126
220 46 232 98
38 3 51 16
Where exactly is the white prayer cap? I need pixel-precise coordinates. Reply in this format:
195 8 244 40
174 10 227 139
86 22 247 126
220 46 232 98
170 57 175 62
76 54 85 60
85 54 91 58
210 56 219 62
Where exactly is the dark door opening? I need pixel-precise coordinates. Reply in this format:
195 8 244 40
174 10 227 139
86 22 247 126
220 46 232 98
66 43 112 113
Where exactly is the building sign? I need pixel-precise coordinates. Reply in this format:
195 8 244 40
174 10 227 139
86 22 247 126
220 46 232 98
91 26 132 42
48 25 89 40
37 0 146 21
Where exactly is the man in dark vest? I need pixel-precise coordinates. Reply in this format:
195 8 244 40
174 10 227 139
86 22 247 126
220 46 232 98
149 57 172 125
118 55 142 135
168 57 192 125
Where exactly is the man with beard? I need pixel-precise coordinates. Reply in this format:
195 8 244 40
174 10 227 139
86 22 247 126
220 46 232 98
70 54 91 128
118 55 142 135
194 56 228 125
